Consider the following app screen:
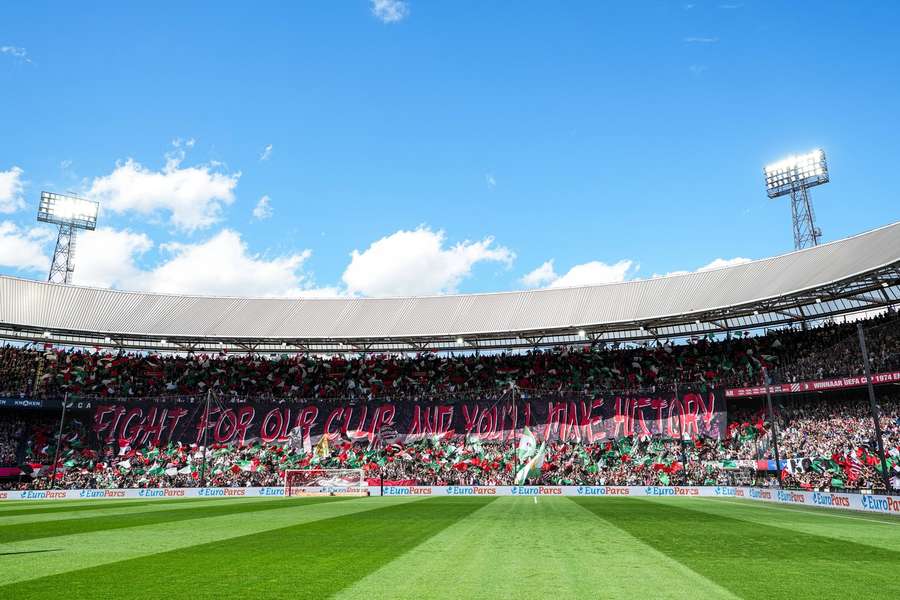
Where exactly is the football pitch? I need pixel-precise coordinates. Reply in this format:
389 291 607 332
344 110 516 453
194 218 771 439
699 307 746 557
1 496 898 599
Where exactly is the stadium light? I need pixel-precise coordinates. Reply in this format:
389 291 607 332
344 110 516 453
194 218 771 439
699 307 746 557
456 337 464 345
578 329 586 338
763 149 828 250
37 191 100 284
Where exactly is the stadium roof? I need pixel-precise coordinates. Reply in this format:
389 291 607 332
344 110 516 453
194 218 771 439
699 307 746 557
1 222 899 354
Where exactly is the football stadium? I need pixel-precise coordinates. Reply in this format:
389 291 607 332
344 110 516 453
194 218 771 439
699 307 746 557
3 3 900 600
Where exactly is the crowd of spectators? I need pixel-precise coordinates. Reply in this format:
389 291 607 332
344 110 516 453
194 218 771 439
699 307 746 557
2 394 897 492
0 312 896 401
1 313 898 491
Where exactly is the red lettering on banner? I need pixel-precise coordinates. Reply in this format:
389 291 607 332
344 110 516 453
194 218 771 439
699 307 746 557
586 398 605 442
462 404 480 435
93 405 116 441
612 397 627 438
667 399 684 438
214 409 237 443
650 398 667 436
108 406 127 443
633 398 652 437
322 408 343 442
234 406 255 446
681 395 699 437
260 409 283 443
195 405 221 445
375 404 396 434
544 402 566 440
408 405 432 437
347 405 370 442
477 406 496 439
122 408 144 444
166 408 187 441
435 405 454 437
295 406 319 442
138 406 163 446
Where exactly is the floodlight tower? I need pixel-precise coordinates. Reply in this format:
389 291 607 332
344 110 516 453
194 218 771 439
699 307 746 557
763 149 829 250
36 191 99 284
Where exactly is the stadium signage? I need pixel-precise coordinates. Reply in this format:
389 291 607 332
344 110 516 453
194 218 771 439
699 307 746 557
0 397 44 409
197 488 246 497
725 371 900 398
138 489 186 497
811 492 850 508
79 489 126 498
775 491 806 503
86 390 725 447
1 487 899 514
447 486 497 495
382 486 433 496
574 486 630 496
510 486 563 495
860 495 900 513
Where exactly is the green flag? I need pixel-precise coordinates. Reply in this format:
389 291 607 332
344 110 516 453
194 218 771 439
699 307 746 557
514 441 546 485
517 427 537 462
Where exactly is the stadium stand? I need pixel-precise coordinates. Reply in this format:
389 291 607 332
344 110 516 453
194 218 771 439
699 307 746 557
1 313 898 492
1 224 899 494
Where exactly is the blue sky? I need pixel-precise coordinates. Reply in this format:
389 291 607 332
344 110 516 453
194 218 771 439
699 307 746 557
1 1 898 298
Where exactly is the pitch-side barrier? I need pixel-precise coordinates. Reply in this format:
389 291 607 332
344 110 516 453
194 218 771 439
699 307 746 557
2 486 899 515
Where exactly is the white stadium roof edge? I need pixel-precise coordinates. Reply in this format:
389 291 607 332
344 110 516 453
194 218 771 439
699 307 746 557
1 221 899 354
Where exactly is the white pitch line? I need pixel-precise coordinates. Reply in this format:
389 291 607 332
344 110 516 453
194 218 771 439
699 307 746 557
706 497 900 526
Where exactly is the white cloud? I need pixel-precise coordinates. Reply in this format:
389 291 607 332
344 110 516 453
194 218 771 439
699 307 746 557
689 64 708 76
521 258 636 289
554 260 636 288
684 37 719 44
74 228 154 288
371 0 409 23
662 256 753 277
697 257 752 271
259 144 273 161
0 221 53 271
73 228 332 297
60 159 72 170
86 152 240 232
343 227 514 296
1 45 30 63
485 173 496 188
0 166 26 213
252 195 273 220
521 260 557 288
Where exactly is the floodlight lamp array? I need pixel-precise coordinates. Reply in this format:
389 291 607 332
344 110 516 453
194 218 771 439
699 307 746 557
37 191 99 230
763 149 829 198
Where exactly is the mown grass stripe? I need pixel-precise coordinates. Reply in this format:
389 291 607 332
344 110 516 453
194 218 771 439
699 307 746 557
335 496 737 600
0 497 344 544
0 498 213 519
572 497 900 599
0 497 408 586
0 497 275 527
650 497 900 554
0 497 493 599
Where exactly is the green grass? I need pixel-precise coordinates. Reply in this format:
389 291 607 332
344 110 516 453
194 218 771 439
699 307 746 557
1 496 898 599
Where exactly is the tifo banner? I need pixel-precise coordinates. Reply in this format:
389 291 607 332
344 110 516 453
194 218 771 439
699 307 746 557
85 390 725 447
2 485 898 514
726 371 900 398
